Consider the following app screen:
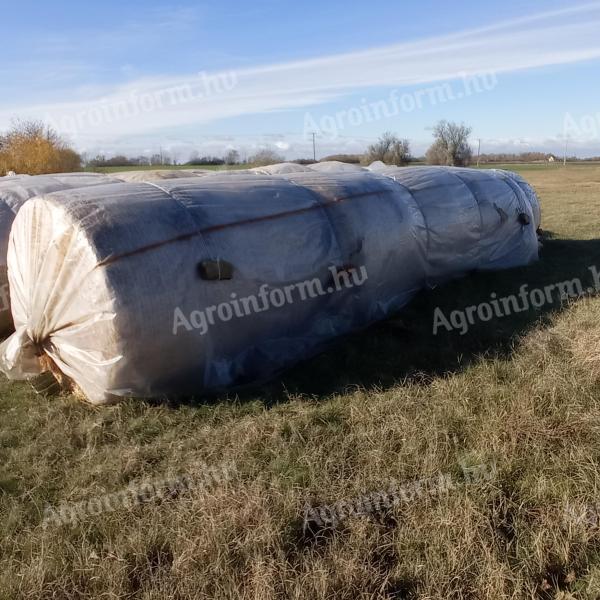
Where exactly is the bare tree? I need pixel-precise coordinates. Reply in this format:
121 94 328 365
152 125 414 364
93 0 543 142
224 149 240 165
426 120 473 167
365 132 411 166
248 148 284 166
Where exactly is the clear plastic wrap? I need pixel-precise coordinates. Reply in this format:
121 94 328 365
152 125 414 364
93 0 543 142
249 163 315 175
0 173 120 334
113 170 212 182
0 167 540 404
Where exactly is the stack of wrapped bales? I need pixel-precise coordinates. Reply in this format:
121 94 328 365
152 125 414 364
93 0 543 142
0 173 120 333
0 167 540 404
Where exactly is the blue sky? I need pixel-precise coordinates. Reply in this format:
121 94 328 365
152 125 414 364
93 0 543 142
2 0 600 159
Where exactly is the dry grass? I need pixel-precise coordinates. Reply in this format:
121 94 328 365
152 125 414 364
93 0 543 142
1 164 600 599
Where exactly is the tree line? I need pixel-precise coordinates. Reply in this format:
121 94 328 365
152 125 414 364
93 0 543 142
1 118 585 176
364 121 473 167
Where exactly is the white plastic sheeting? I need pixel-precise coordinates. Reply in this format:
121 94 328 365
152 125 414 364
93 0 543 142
310 161 366 172
113 170 211 182
370 165 541 230
250 163 314 175
0 167 540 404
0 173 120 333
368 166 541 277
495 169 541 230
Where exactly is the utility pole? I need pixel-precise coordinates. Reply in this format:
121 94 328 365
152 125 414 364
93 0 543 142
563 137 568 167
476 138 481 168
311 132 317 162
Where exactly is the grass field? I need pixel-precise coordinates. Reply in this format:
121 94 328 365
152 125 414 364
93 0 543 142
1 164 600 599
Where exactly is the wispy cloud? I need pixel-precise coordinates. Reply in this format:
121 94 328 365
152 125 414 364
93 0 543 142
2 2 600 148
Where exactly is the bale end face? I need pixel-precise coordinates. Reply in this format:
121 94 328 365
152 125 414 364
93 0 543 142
0 197 120 405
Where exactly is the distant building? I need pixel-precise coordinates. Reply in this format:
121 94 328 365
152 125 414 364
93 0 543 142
548 155 556 163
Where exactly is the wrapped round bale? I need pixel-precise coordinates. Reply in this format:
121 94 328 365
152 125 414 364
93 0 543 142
0 173 120 334
0 168 540 404
250 163 314 175
371 166 541 277
113 170 211 182
371 166 541 232
311 161 366 172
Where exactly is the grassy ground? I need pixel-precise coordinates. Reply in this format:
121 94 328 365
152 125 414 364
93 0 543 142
1 164 600 599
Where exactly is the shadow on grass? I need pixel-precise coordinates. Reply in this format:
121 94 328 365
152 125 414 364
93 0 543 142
160 233 600 409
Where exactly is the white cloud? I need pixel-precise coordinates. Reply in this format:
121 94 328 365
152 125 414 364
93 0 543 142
2 2 600 151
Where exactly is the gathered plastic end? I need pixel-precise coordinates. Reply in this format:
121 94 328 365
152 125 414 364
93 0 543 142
0 328 80 398
0 327 46 381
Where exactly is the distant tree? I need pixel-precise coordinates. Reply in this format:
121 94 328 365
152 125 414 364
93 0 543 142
86 154 105 168
425 142 447 166
364 132 411 166
186 155 225 166
86 154 150 168
248 148 284 166
426 120 473 167
109 155 132 166
224 149 240 165
0 119 81 175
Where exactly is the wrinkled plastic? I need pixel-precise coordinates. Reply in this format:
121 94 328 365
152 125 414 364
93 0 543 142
311 161 367 172
0 173 120 333
250 163 315 175
113 169 211 182
368 166 541 277
0 167 540 404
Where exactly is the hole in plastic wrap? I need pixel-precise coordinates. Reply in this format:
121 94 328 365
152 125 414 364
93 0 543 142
518 213 531 226
197 259 234 281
